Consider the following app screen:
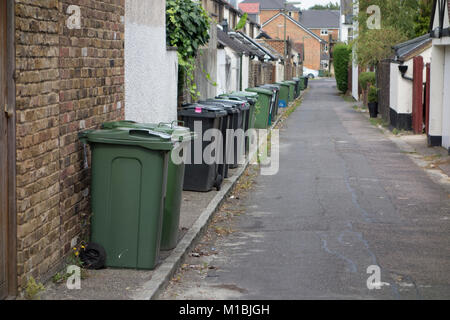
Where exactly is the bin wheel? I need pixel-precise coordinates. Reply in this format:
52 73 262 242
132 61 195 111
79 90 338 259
80 242 107 270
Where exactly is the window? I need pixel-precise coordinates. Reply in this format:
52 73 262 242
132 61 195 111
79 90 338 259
347 27 353 42
320 29 328 36
324 44 328 52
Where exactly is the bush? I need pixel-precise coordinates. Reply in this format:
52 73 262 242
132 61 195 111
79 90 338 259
359 72 376 91
333 43 352 93
368 85 378 103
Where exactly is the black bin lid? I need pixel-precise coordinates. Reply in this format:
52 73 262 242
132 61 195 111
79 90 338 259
205 99 249 111
179 103 227 118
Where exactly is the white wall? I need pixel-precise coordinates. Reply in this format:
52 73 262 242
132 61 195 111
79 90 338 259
442 46 450 149
242 55 250 90
389 48 431 115
351 0 359 101
217 49 227 94
125 0 178 123
429 44 445 138
276 61 284 83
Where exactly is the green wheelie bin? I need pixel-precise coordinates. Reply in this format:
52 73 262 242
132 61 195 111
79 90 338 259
284 80 296 102
275 82 290 108
231 91 258 130
79 127 174 269
245 87 273 129
101 121 194 251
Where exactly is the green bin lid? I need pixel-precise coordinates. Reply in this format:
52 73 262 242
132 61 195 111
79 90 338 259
245 87 273 95
275 82 290 87
79 127 174 151
231 91 258 98
102 120 194 143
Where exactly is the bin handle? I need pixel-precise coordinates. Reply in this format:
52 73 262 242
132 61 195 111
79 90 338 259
157 120 185 129
129 129 172 140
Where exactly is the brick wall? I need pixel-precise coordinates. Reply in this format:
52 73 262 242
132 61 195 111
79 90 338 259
262 14 322 70
249 60 261 88
15 0 124 289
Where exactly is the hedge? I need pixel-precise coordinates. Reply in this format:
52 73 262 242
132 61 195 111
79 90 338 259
333 43 352 93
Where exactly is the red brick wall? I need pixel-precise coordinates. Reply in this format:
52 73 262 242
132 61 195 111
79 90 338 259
15 0 124 289
310 28 339 42
262 15 322 70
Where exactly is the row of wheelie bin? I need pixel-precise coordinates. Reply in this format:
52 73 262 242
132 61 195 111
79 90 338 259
76 82 299 271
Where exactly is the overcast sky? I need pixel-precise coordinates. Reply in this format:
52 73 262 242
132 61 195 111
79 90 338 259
238 0 338 10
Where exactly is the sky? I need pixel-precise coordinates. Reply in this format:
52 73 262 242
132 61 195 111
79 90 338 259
238 0 337 10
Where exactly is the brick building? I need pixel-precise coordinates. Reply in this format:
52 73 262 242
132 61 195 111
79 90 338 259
261 12 326 71
298 10 340 71
0 0 181 299
0 0 125 299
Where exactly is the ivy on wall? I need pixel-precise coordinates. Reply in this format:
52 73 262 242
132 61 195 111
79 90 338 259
166 0 211 100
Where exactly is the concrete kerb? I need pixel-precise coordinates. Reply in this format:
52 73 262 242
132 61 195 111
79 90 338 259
132 92 304 300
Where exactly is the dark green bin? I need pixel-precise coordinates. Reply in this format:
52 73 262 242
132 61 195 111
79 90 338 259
275 82 290 108
245 87 273 129
101 121 194 251
283 81 296 102
79 128 174 269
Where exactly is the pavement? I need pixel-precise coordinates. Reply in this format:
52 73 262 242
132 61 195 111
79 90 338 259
160 78 450 300
40 93 294 300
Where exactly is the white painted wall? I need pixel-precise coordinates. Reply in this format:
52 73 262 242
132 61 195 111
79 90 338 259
352 55 359 101
225 47 241 92
242 55 250 90
442 46 450 149
351 0 359 101
124 0 178 123
217 49 227 94
389 47 431 115
429 44 445 138
276 61 284 83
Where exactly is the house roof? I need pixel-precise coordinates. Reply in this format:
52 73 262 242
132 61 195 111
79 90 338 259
299 10 340 29
228 31 280 60
240 0 298 11
255 40 284 60
239 2 260 14
262 12 327 43
217 27 247 54
393 34 432 61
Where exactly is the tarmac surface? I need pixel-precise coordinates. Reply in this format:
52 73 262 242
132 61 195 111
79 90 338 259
160 79 450 300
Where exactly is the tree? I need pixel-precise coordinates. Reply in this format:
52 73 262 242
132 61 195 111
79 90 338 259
355 0 417 68
309 2 340 10
414 0 434 37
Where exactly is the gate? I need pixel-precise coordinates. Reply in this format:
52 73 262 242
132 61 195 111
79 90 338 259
412 56 424 134
377 60 391 123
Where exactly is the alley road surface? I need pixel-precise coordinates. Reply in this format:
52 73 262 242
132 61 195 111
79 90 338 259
162 79 450 300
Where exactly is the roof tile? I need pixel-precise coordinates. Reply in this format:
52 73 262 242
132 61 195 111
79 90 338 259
239 3 260 14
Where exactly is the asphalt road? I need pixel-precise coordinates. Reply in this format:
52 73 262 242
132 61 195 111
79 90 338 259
161 79 450 300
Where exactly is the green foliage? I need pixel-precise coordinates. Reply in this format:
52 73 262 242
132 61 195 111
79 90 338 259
25 277 45 300
309 2 340 10
235 13 248 31
359 72 376 91
355 0 417 68
355 28 408 68
368 85 379 103
166 0 211 99
333 43 352 93
414 0 433 37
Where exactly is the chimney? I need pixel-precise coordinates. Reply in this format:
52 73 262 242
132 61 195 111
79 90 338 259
221 19 229 33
